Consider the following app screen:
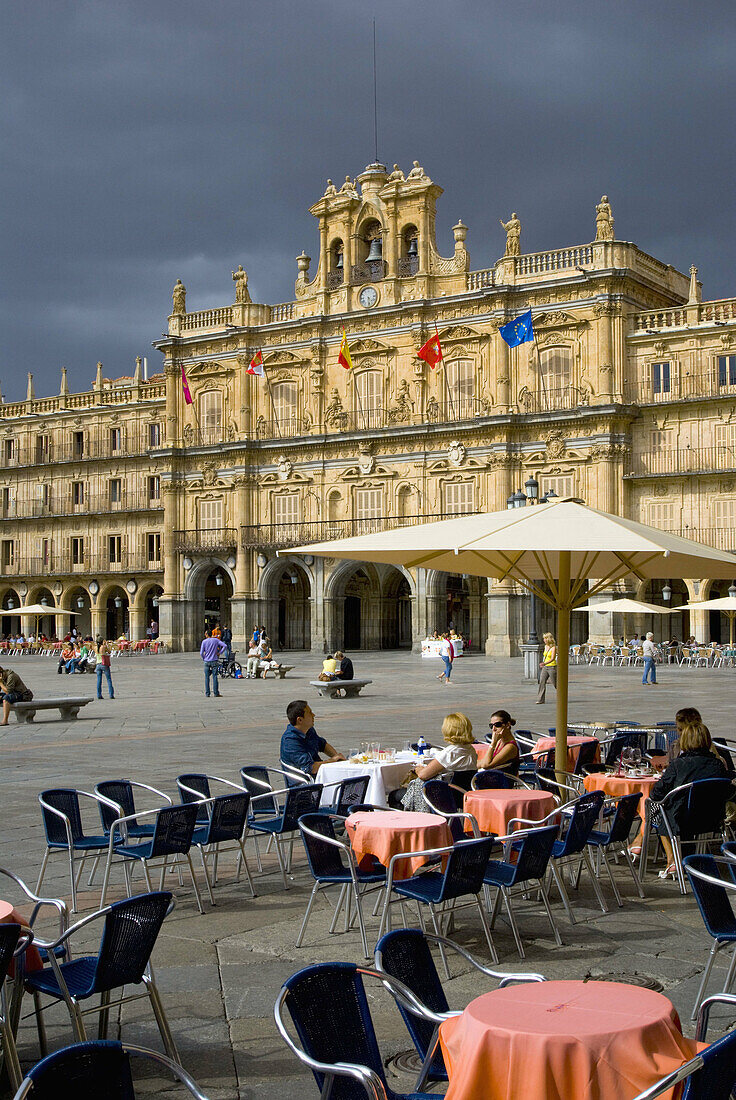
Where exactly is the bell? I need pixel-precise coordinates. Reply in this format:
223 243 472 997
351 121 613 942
366 236 382 262
335 251 343 270
407 236 418 257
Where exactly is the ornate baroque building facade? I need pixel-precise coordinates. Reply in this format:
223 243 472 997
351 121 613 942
2 162 735 651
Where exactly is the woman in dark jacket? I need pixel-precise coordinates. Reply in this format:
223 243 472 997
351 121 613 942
650 720 730 878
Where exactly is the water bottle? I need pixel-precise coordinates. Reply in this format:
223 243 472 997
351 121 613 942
417 736 427 758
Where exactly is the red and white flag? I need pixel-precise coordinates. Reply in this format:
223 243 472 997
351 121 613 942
181 364 193 405
247 349 264 376
417 328 443 369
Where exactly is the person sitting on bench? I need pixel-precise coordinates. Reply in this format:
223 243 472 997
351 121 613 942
333 651 354 681
0 666 33 726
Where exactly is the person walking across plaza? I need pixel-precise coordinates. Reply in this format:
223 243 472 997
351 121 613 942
96 641 114 700
536 632 557 704
200 630 227 697
642 631 658 686
436 632 454 683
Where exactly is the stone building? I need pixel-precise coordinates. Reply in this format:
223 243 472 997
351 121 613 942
2 161 735 651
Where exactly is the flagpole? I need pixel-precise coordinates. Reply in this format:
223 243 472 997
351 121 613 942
437 324 456 421
262 356 282 439
534 337 550 413
353 371 366 429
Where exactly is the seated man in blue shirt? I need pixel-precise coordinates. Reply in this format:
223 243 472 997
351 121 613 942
280 699 345 777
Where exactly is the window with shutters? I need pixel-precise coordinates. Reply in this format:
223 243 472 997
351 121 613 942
198 390 223 444
41 538 51 567
272 493 300 525
539 347 572 398
109 535 122 564
72 481 85 509
718 356 736 389
651 362 671 395
148 476 160 501
355 488 383 520
41 484 51 513
147 532 161 563
355 371 382 428
650 429 672 451
1 488 15 519
72 431 84 458
443 481 475 514
715 423 736 463
646 502 676 530
35 434 50 463
71 537 84 566
110 427 122 453
272 383 299 435
198 498 223 531
1 540 14 567
109 478 122 507
4 440 15 463
445 359 476 419
713 498 736 528
540 475 575 500
148 422 162 448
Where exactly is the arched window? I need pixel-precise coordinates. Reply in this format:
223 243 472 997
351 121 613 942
399 224 419 276
355 218 384 283
328 238 344 287
538 347 573 403
445 359 475 419
397 484 416 519
355 371 382 428
328 490 343 525
199 390 223 444
272 382 298 435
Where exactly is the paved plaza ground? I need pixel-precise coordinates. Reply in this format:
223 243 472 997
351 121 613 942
1 649 736 1097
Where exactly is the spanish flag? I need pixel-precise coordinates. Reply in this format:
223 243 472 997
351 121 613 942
338 330 353 370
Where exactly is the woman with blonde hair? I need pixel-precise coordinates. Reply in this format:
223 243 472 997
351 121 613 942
536 632 557 704
397 713 478 809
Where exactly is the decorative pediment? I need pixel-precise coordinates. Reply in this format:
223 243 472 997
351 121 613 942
262 350 303 367
187 360 234 377
442 325 481 341
350 338 391 356
342 465 395 480
534 311 586 328
260 470 312 486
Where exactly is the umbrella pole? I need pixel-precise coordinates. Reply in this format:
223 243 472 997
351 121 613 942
555 550 571 792
730 612 735 648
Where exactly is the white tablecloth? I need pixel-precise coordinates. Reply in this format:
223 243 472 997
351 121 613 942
316 751 418 809
421 639 464 658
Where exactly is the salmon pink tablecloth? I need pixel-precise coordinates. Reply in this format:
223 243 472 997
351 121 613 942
534 735 600 771
463 789 556 836
439 980 699 1100
0 900 42 972
345 811 452 880
584 772 659 801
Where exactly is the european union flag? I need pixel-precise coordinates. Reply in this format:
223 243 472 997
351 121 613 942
499 309 534 348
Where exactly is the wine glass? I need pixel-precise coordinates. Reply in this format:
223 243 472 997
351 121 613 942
621 746 634 772
631 747 642 771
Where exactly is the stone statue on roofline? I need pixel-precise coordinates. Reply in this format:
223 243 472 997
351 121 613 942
499 213 521 257
595 195 614 242
172 279 186 315
232 265 251 304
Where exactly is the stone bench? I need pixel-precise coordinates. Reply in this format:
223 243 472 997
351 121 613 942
309 679 372 699
257 665 294 680
10 697 94 724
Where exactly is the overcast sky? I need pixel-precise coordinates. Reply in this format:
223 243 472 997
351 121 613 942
2 0 735 400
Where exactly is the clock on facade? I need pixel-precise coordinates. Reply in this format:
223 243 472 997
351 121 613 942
359 286 378 308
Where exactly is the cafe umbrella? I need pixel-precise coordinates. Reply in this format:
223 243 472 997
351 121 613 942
673 594 736 646
286 498 736 779
573 597 673 649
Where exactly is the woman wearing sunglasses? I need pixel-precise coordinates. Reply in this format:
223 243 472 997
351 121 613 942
477 709 520 775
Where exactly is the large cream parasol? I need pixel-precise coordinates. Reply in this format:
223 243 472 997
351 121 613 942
674 595 736 645
16 604 74 638
574 597 672 645
286 499 736 775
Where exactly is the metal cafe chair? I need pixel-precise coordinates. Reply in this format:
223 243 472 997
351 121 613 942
99 803 203 913
483 824 562 957
586 793 646 906
275 961 445 1100
0 923 35 1091
11 1039 210 1100
297 813 385 958
375 928 544 1091
23 892 178 1062
641 778 733 893
36 790 118 913
176 774 257 898
683 855 736 1019
247 784 324 890
632 993 736 1100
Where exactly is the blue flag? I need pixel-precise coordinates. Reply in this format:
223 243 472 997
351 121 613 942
499 309 534 347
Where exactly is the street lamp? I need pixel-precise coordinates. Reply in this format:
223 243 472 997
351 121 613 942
509 477 541 644
662 583 672 603
730 582 736 600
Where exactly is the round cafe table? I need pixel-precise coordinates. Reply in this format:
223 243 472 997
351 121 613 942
439 979 699 1100
345 810 452 880
0 900 42 972
533 735 600 772
316 754 415 809
463 789 556 836
583 772 659 801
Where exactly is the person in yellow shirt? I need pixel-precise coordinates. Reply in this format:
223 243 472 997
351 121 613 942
536 632 557 704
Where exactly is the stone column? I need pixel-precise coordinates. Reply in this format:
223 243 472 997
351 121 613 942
128 603 146 642
90 604 105 641
485 581 517 656
593 302 616 402
160 486 179 650
164 362 180 447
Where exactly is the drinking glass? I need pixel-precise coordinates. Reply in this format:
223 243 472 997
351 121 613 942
402 740 411 754
621 746 634 772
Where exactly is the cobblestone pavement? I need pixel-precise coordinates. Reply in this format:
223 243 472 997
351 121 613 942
1 650 735 1096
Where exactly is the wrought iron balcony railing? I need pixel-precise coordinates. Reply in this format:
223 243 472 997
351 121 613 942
172 528 238 553
241 512 478 551
625 445 736 478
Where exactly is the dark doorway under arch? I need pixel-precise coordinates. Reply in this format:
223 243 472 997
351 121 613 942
344 595 361 649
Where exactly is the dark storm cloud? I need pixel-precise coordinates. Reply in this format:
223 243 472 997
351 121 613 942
2 0 735 398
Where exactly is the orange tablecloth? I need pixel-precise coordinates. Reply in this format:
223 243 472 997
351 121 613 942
584 772 659 801
0 900 42 972
439 980 699 1100
345 811 452 880
534 735 600 772
463 789 556 836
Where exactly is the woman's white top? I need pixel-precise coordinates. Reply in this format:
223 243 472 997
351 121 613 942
643 639 657 659
439 639 452 658
433 742 478 779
